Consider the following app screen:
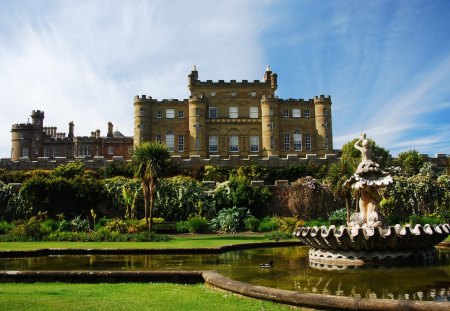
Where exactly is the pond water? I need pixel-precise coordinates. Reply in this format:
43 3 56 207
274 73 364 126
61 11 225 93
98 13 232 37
1 246 449 301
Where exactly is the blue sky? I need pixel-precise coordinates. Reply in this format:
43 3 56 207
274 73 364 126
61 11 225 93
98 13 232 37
0 0 449 157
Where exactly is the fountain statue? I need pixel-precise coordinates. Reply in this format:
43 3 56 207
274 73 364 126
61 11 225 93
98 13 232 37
294 133 449 268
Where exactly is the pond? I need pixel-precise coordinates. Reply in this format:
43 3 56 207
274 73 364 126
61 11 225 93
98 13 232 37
1 246 449 301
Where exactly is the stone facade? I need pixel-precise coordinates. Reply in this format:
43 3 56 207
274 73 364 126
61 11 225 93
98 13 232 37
134 67 333 158
10 110 133 161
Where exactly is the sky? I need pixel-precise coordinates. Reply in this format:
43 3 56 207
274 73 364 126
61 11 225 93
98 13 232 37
0 0 449 157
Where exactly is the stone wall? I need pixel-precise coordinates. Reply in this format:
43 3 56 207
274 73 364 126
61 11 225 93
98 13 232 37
0 153 447 171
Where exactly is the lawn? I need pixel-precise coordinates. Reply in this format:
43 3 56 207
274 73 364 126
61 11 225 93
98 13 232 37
0 233 294 251
0 282 296 311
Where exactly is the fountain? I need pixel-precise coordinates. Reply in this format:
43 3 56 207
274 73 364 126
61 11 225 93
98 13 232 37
294 133 450 267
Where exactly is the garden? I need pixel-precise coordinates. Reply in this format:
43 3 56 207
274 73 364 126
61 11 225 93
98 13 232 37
0 140 448 244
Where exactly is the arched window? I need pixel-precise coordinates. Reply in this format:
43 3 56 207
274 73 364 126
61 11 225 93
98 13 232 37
294 130 302 151
166 131 174 152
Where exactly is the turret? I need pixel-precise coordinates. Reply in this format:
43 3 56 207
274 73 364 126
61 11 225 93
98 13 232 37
188 94 206 157
188 65 198 92
263 66 278 96
31 110 44 129
260 95 279 157
314 95 333 155
107 122 113 138
133 95 152 147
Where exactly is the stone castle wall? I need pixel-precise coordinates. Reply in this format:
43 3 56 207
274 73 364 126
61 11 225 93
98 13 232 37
0 153 447 171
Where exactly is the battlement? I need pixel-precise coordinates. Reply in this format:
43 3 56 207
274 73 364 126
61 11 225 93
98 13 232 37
313 95 332 103
193 79 269 88
31 110 45 116
134 95 189 104
11 123 34 130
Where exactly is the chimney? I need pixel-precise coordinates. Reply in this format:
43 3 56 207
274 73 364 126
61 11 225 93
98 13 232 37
107 122 113 138
95 129 101 138
68 122 74 139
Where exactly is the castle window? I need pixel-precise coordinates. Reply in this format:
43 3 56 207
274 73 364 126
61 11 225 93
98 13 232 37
178 135 184 152
292 109 301 118
35 148 39 155
166 131 174 152
229 107 238 119
270 136 274 149
79 144 90 157
250 136 259 152
250 107 258 118
53 147 60 157
269 108 273 116
195 108 200 116
209 136 218 152
178 110 184 118
139 108 144 116
324 120 328 129
209 107 218 118
22 147 29 157
284 134 290 151
156 110 163 118
108 146 114 154
156 134 162 144
294 130 302 151
325 136 329 150
195 138 200 150
305 134 311 151
229 135 239 152
166 109 175 119
323 108 328 117
283 109 289 117
36 120 41 125
304 110 310 118
44 148 50 157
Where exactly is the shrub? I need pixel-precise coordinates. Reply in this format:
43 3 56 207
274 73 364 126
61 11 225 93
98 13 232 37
105 218 128 233
244 217 260 232
40 218 58 236
409 214 445 226
176 221 190 233
70 216 90 232
304 218 330 227
186 216 210 233
275 217 303 233
328 208 347 226
265 230 294 240
0 221 15 234
257 217 279 232
209 207 251 233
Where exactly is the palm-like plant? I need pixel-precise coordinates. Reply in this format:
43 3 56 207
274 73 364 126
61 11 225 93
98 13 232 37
131 142 170 231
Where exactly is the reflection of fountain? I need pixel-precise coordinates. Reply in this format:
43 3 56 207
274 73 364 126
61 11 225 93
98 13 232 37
294 133 450 267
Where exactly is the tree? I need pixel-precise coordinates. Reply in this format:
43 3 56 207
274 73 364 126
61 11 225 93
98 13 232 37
397 150 424 176
131 142 170 231
326 158 357 222
341 138 391 169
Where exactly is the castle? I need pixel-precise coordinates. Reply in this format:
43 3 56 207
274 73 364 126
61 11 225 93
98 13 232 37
10 111 133 161
9 66 334 166
134 66 333 158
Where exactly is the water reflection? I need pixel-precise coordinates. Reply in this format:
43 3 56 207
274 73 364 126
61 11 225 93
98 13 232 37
1 246 448 301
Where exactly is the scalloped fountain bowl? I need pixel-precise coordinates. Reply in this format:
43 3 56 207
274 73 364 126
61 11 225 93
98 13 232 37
294 223 450 267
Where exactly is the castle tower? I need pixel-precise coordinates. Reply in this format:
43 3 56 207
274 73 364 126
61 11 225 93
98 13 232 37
133 95 153 147
263 65 278 96
11 110 45 160
260 95 279 157
188 94 206 157
314 95 333 155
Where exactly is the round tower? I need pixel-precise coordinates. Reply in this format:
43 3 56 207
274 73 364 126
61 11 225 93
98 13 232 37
260 95 279 157
188 94 206 157
133 95 153 147
314 95 333 155
11 123 34 160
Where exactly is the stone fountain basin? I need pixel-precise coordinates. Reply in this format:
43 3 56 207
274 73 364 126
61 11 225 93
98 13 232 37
294 223 450 251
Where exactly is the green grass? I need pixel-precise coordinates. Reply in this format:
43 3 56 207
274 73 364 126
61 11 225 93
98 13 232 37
0 283 295 311
0 233 284 251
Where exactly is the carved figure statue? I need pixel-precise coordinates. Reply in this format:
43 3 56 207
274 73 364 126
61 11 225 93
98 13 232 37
346 133 393 228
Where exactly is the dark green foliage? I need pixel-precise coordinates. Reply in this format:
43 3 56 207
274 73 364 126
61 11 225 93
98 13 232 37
408 214 445 226
244 217 260 231
265 230 293 240
266 163 328 184
176 221 190 233
396 150 424 176
0 169 27 184
185 216 210 233
102 162 134 178
304 218 330 227
328 208 347 226
52 161 85 179
257 217 279 232
0 220 15 234
209 207 251 233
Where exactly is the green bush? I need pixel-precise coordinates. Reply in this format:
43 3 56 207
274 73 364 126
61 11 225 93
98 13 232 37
186 217 210 233
0 221 15 234
409 214 445 226
209 207 251 233
105 218 128 233
244 217 260 232
70 216 90 232
40 219 58 236
176 221 190 233
328 208 347 226
275 217 303 233
304 218 330 227
265 230 293 240
257 217 278 232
